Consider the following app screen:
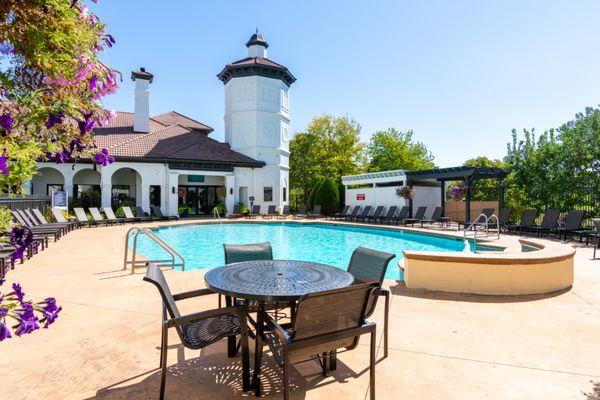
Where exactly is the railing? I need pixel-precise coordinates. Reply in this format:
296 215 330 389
0 195 50 211
462 213 501 251
123 227 185 274
213 207 222 224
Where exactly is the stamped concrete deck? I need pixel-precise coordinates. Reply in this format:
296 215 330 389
1 219 599 400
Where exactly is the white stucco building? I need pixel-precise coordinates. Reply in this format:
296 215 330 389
28 32 296 217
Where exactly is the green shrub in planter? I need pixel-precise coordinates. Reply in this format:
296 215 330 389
314 177 340 215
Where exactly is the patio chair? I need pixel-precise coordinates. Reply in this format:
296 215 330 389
355 205 372 223
73 207 98 227
11 210 59 241
247 205 261 219
391 205 409 225
347 246 395 357
292 204 307 220
378 206 397 224
229 204 243 218
33 208 77 231
344 206 361 221
521 208 560 237
103 207 128 224
51 207 80 228
493 208 512 232
588 219 600 259
330 205 350 221
122 206 146 222
277 205 291 219
507 209 538 235
23 209 69 236
136 206 152 222
367 206 384 223
88 207 114 226
402 206 427 226
553 210 586 241
143 264 250 400
152 206 178 221
254 282 379 399
306 204 322 219
263 205 277 219
419 206 444 227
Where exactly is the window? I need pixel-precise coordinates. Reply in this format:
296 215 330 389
282 187 287 202
263 187 273 202
149 185 161 207
46 184 64 195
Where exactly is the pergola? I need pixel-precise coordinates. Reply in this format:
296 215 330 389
405 166 508 222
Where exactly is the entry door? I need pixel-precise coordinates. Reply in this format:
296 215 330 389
239 187 248 206
185 187 198 214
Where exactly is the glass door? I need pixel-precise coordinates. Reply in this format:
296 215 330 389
185 187 198 214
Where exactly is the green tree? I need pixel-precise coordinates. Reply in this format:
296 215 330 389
314 177 340 215
290 114 364 204
307 177 324 209
458 157 507 201
365 128 434 172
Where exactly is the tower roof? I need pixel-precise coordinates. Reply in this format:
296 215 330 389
245 30 269 48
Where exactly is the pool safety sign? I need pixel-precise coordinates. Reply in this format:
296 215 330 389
356 193 366 201
51 190 68 209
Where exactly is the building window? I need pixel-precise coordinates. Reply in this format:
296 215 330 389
111 185 134 209
149 185 161 207
263 187 273 202
46 184 64 195
282 187 287 202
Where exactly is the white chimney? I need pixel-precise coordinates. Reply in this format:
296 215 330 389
131 67 153 133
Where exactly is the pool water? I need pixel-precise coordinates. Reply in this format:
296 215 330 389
134 222 477 280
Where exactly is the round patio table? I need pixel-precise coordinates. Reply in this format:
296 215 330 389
204 260 355 395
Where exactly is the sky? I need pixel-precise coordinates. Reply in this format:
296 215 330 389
95 0 600 167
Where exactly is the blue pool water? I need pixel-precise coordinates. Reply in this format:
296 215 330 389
134 222 478 280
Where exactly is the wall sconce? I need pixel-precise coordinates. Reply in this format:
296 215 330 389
172 187 176 194
230 188 233 195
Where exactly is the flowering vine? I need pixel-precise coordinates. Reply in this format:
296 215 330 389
448 183 468 201
396 186 415 200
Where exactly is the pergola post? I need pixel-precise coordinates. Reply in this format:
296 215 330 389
439 180 445 216
498 177 505 212
408 179 413 218
465 177 472 222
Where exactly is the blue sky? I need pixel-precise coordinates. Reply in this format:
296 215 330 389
95 0 600 167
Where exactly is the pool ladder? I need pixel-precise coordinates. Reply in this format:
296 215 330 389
463 213 501 250
213 207 223 224
123 227 185 274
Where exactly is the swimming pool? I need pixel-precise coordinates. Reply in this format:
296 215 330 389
133 222 479 280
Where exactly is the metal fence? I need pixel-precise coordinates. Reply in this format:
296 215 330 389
0 195 51 211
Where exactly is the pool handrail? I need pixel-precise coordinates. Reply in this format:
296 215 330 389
123 227 185 274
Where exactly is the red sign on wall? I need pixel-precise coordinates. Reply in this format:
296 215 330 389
356 194 366 200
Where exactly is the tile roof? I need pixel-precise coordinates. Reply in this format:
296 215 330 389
217 57 296 86
92 111 262 167
152 111 213 133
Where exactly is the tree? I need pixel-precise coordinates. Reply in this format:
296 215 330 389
314 177 340 215
458 156 507 201
290 114 364 204
307 177 324 209
364 128 434 172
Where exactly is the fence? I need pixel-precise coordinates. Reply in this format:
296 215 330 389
0 195 51 211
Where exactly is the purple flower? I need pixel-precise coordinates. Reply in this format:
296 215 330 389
69 138 85 153
11 283 25 303
0 307 7 317
45 111 64 129
39 298 62 328
94 148 115 166
14 302 39 336
76 111 95 135
89 75 98 91
0 321 12 341
0 41 14 55
0 113 14 134
0 148 8 175
9 226 33 261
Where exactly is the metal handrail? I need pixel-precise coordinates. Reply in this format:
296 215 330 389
123 227 185 274
463 213 501 251
213 207 222 224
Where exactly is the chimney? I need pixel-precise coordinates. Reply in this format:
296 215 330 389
131 67 154 133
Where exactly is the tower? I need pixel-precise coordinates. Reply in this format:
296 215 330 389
218 31 296 209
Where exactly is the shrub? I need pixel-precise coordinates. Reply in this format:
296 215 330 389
212 203 227 216
314 177 340 215
308 178 324 209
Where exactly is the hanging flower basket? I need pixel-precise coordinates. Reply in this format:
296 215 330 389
396 186 415 200
448 183 468 201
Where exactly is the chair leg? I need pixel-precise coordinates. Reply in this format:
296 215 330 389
253 308 265 397
160 307 167 367
330 349 337 371
239 306 251 392
383 290 390 358
283 351 290 400
159 322 168 400
321 352 330 376
370 328 376 400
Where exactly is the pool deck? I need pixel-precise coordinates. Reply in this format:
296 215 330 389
1 218 599 399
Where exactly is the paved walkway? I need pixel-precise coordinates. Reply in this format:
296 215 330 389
1 220 598 400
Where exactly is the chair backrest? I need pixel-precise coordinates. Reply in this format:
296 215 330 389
267 205 276 214
372 206 384 218
143 264 181 320
312 205 321 214
232 204 241 214
361 205 372 217
292 282 378 342
430 207 443 221
413 206 426 220
88 207 105 221
152 206 164 218
298 205 307 214
339 205 350 216
397 206 409 220
282 205 290 215
347 246 395 285
482 208 494 217
593 219 600 232
11 210 31 227
51 207 67 223
561 210 585 230
223 242 273 265
23 209 41 225
122 206 136 219
384 206 397 219
498 208 511 224
73 208 89 222
540 208 560 229
520 209 538 226
32 209 49 224
104 207 118 220
251 205 261 214
349 206 360 216
135 206 147 218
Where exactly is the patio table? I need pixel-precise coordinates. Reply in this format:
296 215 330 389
204 259 355 394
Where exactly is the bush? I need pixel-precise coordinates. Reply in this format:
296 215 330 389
212 203 227 216
308 178 324 209
314 177 340 215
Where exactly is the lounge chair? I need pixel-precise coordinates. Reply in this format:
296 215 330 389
330 205 350 221
33 208 77 231
152 206 178 221
143 264 250 399
262 205 277 219
347 246 395 357
553 210 586 241
292 205 307 220
507 209 538 235
277 205 291 219
355 205 372 222
419 206 444 227
11 210 60 241
103 207 128 224
344 206 361 221
136 206 152 222
306 204 322 219
378 206 396 224
367 206 384 223
247 205 261 219
491 208 512 232
521 208 560 237
73 207 98 227
587 219 600 259
254 282 378 399
89 207 114 226
122 206 145 222
402 206 427 226
229 204 243 218
24 209 69 235
392 205 409 225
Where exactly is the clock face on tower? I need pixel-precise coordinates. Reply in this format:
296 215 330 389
281 127 289 144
